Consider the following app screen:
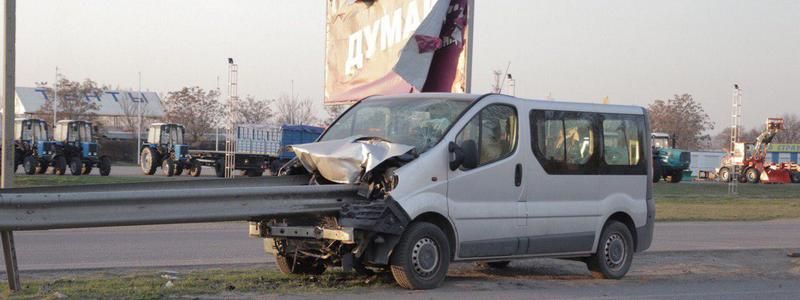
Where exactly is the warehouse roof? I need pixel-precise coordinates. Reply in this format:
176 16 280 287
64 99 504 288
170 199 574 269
13 87 164 117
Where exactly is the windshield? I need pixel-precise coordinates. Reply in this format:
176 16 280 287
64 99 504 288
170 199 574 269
69 123 93 142
321 98 472 153
652 137 669 148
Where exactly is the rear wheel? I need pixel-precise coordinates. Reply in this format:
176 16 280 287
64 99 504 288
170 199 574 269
162 159 175 177
35 160 48 174
275 254 326 275
390 222 451 290
652 161 662 183
52 156 67 175
99 156 111 176
667 171 683 183
69 157 82 176
140 147 159 175
791 172 800 184
23 156 37 175
174 165 184 176
745 168 760 184
214 159 225 177
587 221 634 279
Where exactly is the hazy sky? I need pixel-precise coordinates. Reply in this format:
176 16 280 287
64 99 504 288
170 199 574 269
16 0 800 129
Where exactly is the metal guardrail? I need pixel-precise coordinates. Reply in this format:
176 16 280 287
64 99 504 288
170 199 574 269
0 176 358 231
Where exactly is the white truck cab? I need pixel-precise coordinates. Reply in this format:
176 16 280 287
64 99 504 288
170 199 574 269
258 93 654 290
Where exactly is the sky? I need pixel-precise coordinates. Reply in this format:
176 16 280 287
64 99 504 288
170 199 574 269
15 0 800 130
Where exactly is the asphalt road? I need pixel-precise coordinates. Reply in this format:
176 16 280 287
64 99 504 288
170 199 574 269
4 219 799 272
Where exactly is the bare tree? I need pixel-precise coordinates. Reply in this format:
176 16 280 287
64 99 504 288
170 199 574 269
648 94 715 151
774 113 800 144
117 92 151 132
274 93 317 125
323 104 350 126
163 87 222 145
227 96 273 125
35 77 103 122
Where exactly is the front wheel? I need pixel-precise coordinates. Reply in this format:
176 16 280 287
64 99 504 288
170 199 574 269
99 156 111 176
275 254 326 275
214 159 225 177
719 167 731 182
791 172 800 184
745 168 760 184
587 221 634 279
23 156 37 175
69 157 82 176
667 171 683 183
140 147 158 175
81 162 93 175
390 222 451 290
188 161 202 177
162 159 175 177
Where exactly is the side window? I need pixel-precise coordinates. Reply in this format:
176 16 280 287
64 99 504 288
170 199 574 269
601 115 646 174
603 119 630 165
563 118 594 165
455 104 518 169
530 110 598 174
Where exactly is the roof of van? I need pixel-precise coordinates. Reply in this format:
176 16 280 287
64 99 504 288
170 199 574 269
364 93 646 115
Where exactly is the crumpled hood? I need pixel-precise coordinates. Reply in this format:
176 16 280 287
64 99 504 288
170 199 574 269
290 136 415 184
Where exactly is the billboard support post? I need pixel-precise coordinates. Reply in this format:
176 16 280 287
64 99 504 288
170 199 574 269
2 0 20 292
465 0 474 93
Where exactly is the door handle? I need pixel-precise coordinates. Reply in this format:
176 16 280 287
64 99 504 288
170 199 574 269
514 163 523 187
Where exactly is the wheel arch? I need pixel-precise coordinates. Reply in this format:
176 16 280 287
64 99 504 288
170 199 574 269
412 212 457 260
603 212 638 252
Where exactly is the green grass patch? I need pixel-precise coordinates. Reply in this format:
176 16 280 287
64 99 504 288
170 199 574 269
1 269 389 299
11 175 166 188
654 183 800 221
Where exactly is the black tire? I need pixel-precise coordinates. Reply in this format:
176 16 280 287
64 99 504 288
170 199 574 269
275 254 326 275
719 167 731 182
81 162 93 175
587 221 634 279
174 165 184 176
35 160 48 174
215 159 225 177
140 147 159 175
745 168 760 184
99 156 111 176
390 222 451 290
245 170 263 177
476 261 511 269
668 171 683 183
23 156 37 175
791 172 800 184
69 157 82 176
53 156 67 175
188 161 202 177
652 161 662 183
162 159 175 177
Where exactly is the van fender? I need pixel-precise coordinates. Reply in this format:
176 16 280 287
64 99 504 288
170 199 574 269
592 193 647 251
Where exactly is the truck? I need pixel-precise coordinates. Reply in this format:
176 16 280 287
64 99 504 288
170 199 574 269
7 118 67 175
53 120 112 176
139 123 323 177
717 118 798 183
651 132 690 183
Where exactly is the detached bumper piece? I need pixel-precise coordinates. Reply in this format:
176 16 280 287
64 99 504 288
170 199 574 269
258 224 355 244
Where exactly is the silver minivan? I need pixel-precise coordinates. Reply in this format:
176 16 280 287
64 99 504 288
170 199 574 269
256 93 654 289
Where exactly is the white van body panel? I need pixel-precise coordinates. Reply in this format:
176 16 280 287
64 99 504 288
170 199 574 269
385 94 652 262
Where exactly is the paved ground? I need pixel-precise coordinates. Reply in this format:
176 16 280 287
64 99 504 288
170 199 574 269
4 220 799 271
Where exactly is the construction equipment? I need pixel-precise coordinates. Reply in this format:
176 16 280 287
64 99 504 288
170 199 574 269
718 118 796 184
651 133 691 183
140 123 193 176
4 118 66 175
53 120 112 176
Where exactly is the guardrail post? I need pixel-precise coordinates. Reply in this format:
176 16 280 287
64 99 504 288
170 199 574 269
2 0 19 292
1 231 19 291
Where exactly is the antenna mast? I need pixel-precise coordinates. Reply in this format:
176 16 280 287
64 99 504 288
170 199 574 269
729 84 742 194
225 59 239 178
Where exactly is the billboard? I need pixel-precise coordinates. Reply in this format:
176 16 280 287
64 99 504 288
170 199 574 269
325 0 472 104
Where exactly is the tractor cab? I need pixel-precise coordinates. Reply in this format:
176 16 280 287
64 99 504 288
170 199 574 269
54 120 111 176
140 123 190 176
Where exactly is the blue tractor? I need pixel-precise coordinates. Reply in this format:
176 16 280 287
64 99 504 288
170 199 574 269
12 118 67 175
140 123 193 176
53 120 112 176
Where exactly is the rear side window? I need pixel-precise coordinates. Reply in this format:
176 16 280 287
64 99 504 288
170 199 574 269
531 110 646 175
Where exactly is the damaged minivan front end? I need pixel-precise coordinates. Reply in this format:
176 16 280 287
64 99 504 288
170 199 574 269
250 95 473 275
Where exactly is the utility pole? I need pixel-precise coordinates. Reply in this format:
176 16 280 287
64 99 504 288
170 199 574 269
136 72 142 164
225 58 238 178
53 66 58 126
729 84 742 195
1 0 20 292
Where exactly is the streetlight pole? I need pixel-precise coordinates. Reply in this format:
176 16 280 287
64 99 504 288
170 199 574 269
53 66 58 126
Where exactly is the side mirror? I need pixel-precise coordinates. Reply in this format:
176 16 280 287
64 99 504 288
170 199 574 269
448 140 479 170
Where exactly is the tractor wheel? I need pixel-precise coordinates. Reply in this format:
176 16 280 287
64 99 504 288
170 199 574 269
188 161 202 177
652 162 662 183
790 172 800 184
745 168 760 184
668 171 683 183
69 157 83 176
23 156 37 175
81 162 93 175
174 165 184 176
140 147 159 175
99 156 111 176
53 156 67 175
214 159 225 177
719 168 732 182
35 160 48 174
162 159 175 177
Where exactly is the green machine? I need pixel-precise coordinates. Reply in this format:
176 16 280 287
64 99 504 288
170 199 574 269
651 132 691 183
